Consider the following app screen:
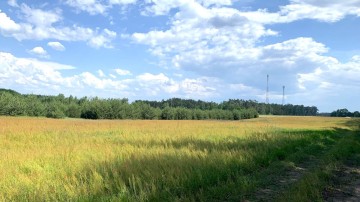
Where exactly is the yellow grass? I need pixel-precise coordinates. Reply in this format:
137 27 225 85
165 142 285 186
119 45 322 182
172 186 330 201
0 116 357 201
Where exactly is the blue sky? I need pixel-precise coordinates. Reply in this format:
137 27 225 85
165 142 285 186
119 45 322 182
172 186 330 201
0 0 359 112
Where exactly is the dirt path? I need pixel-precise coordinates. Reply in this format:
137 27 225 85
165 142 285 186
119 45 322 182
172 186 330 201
251 158 317 201
323 164 360 202
251 161 360 202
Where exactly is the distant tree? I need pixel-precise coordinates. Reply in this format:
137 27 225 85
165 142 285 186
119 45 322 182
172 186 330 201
24 95 45 116
66 103 81 118
140 104 158 119
331 108 352 117
0 92 26 116
46 101 65 119
161 105 174 120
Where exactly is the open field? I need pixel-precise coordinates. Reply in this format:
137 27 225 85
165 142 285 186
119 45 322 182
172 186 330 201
0 116 359 201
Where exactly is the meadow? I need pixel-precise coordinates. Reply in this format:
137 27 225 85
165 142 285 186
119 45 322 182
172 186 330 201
0 116 359 201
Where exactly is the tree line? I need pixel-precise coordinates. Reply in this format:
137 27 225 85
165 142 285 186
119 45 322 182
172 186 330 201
0 89 258 120
330 109 360 117
0 89 319 120
140 98 319 116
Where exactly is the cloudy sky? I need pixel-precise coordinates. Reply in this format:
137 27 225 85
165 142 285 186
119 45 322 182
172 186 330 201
0 0 359 112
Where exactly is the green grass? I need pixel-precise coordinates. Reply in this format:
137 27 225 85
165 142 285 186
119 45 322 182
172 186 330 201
0 116 359 201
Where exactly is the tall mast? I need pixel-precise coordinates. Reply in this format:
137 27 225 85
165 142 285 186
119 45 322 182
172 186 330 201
266 74 269 104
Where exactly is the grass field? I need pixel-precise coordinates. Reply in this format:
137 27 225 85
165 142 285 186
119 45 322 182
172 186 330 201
0 116 359 201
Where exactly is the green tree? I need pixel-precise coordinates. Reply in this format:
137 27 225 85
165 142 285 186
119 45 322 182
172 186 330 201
46 101 65 119
0 92 25 116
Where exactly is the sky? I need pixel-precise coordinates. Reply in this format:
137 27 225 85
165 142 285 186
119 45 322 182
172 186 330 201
0 0 359 112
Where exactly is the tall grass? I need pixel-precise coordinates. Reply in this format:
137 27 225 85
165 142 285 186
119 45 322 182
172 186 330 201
0 116 358 201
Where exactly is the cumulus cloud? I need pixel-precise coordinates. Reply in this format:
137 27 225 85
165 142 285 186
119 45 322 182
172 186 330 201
47 42 66 51
0 51 227 99
0 10 21 33
136 73 178 95
180 77 218 98
29 47 49 58
21 4 62 27
0 5 116 48
115 68 132 76
133 2 277 85
133 4 276 69
298 55 360 90
88 29 117 48
236 0 360 24
0 51 127 95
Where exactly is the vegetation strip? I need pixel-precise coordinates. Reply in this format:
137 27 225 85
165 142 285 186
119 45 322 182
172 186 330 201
0 88 320 120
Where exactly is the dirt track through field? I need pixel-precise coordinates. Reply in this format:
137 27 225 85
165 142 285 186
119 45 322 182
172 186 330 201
251 157 318 201
251 159 360 202
323 164 360 202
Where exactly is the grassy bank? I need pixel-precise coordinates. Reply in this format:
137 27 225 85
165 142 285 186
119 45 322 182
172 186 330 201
0 116 359 201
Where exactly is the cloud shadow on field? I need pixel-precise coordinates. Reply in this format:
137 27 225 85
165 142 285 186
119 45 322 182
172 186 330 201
64 128 352 201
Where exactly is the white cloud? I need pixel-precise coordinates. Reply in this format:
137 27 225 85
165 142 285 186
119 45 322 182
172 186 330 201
0 10 21 33
133 2 279 84
142 0 184 16
109 0 137 5
136 73 178 95
65 0 108 15
88 29 117 48
115 68 132 76
0 6 116 48
298 55 360 90
20 4 62 27
80 72 128 90
7 0 18 7
0 51 128 95
47 41 66 51
133 5 276 67
29 47 49 58
0 51 220 99
135 73 219 97
65 0 138 15
141 0 233 16
237 0 360 25
180 77 217 98
97 69 105 77
198 0 233 7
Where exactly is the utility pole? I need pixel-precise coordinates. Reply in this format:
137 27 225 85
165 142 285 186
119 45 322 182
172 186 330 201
282 85 285 105
266 74 269 104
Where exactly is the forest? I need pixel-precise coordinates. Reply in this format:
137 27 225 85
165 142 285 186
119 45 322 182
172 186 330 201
0 88 318 120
